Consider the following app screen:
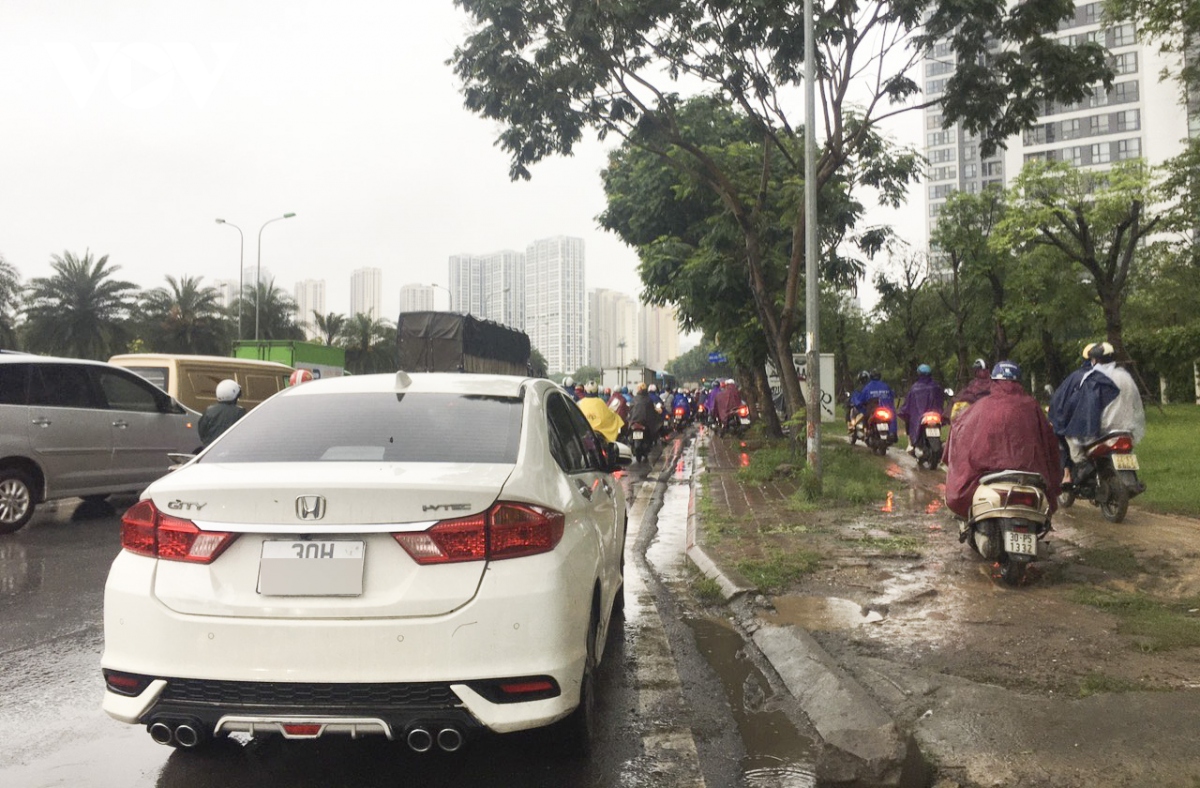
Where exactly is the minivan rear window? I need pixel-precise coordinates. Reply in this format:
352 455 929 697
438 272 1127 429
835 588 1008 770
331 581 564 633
199 392 524 464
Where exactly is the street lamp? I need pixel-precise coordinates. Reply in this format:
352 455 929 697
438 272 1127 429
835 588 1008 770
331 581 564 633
618 339 627 388
482 287 510 323
214 218 244 340
255 213 296 341
431 283 453 312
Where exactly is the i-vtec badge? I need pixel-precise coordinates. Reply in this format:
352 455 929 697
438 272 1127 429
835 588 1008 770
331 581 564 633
296 495 326 520
422 503 472 513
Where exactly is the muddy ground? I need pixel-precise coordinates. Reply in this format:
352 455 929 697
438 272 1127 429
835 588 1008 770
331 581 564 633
699 434 1200 786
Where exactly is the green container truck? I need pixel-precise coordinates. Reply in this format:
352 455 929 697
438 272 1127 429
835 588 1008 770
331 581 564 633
233 340 346 380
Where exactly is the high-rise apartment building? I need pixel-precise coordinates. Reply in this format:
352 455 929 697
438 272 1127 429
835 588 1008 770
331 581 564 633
449 250 525 328
294 279 326 340
524 236 585 375
639 303 680 372
212 278 238 310
350 267 383 320
399 283 434 313
587 288 640 370
924 2 1190 237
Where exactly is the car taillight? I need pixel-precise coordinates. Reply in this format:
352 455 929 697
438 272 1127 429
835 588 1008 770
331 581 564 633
120 500 237 564
737 404 750 418
873 407 893 422
394 502 564 565
920 411 942 426
102 669 153 697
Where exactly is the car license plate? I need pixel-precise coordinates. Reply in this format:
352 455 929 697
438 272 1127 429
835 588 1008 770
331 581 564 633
1112 453 1139 471
1004 531 1037 556
924 427 940 438
632 430 644 440
258 540 365 596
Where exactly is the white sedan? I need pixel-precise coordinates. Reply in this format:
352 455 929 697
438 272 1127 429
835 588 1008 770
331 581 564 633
101 372 628 756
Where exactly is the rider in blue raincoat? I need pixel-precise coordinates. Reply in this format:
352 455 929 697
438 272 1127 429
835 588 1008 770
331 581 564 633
851 370 897 437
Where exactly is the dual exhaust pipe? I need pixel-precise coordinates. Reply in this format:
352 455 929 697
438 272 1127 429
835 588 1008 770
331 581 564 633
149 720 206 748
406 725 464 753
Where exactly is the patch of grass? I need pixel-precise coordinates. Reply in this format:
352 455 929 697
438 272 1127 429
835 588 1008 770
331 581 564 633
1138 404 1200 516
1069 588 1200 652
691 573 724 605
736 444 799 484
1077 672 1144 698
734 548 821 593
1075 545 1143 577
695 492 741 544
791 442 892 507
849 534 923 555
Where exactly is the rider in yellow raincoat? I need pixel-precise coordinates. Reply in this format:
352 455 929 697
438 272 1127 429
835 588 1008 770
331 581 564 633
576 381 625 442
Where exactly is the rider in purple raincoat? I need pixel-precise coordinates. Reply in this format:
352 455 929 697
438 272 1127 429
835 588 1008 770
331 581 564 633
898 364 945 453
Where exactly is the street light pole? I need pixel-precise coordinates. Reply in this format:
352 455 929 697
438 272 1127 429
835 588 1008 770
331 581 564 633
215 219 244 340
255 213 296 341
431 283 453 312
618 339 626 388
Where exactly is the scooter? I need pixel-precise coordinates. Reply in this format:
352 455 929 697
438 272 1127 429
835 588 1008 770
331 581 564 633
1059 431 1144 523
911 410 945 470
719 402 751 437
629 421 653 463
864 404 897 456
960 470 1052 586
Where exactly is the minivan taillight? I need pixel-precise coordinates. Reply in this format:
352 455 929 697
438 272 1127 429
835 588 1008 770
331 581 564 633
120 500 237 564
394 502 565 565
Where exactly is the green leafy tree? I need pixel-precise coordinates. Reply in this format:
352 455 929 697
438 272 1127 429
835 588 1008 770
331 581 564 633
313 312 346 346
340 313 397 374
138 275 228 354
1000 159 1165 361
0 254 20 349
451 0 1111 415
239 279 304 342
23 250 139 359
871 242 946 383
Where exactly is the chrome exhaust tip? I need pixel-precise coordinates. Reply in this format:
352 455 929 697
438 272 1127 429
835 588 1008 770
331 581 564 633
148 722 174 745
173 724 202 748
406 727 433 753
436 727 463 752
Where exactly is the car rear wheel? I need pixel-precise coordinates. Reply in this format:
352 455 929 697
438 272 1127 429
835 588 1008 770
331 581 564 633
556 605 598 758
0 470 35 535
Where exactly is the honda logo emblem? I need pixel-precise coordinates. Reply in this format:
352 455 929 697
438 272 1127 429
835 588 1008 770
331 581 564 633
296 495 326 520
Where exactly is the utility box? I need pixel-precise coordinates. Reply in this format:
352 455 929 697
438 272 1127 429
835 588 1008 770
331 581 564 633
397 311 531 375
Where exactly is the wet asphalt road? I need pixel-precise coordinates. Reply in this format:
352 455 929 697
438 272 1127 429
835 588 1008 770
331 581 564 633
0 438 808 788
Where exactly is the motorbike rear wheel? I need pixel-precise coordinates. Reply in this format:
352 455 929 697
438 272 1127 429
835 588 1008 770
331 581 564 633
1098 469 1129 523
1058 490 1076 508
1000 558 1028 587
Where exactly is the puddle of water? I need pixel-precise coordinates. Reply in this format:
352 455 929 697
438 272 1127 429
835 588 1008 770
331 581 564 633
646 484 691 584
759 596 885 630
688 617 817 788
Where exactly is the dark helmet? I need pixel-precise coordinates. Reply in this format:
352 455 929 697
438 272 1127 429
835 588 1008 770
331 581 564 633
991 360 1021 381
1087 341 1115 363
857 370 870 384
869 369 881 381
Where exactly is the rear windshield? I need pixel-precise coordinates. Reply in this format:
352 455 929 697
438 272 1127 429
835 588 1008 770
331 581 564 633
199 392 524 464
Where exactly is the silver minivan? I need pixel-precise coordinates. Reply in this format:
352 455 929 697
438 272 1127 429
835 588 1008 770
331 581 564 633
0 354 201 534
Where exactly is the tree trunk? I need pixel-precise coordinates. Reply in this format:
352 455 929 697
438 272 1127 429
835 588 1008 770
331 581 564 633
751 363 783 437
1102 294 1127 362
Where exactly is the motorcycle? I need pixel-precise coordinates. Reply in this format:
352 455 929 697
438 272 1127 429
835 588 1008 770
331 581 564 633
864 404 897 456
628 421 653 463
719 402 751 437
1058 431 1144 523
960 470 1052 586
912 410 945 470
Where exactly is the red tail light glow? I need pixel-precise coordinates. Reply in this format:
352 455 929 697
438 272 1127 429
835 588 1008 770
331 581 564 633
120 500 236 563
737 404 750 418
674 406 685 418
1090 434 1134 457
873 407 893 422
920 411 943 426
394 503 565 565
1002 490 1040 509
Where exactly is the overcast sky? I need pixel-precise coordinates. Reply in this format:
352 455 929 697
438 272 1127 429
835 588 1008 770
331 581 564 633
1 1 922 327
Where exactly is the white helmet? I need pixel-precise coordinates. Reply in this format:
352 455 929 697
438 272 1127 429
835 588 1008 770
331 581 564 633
648 384 657 392
215 379 241 402
584 381 598 395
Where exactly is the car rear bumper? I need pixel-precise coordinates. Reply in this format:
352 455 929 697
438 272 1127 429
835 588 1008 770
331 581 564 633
101 551 591 735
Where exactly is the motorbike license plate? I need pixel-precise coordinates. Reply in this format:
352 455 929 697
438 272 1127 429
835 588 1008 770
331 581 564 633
1112 453 1139 471
632 430 644 440
739 417 751 425
924 427 941 438
1003 531 1037 556
258 540 365 596
876 424 889 433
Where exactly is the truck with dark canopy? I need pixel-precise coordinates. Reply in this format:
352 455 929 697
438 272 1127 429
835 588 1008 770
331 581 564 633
397 311 532 375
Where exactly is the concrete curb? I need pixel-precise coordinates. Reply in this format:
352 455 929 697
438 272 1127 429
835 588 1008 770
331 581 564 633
684 434 927 787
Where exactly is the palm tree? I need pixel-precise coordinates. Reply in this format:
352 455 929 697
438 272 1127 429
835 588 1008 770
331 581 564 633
237 279 304 342
0 254 21 349
138 275 229 355
313 312 347 346
341 313 396 374
23 250 139 359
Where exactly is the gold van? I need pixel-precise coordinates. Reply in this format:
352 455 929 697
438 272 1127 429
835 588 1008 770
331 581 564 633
107 354 294 413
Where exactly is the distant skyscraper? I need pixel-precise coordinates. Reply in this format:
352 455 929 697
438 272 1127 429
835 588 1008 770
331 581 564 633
588 288 639 370
212 278 238 310
524 236 585 374
400 283 434 313
639 304 680 372
449 251 525 328
350 267 383 319
294 279 326 340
